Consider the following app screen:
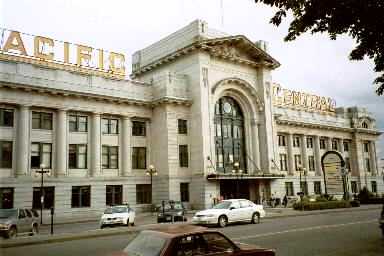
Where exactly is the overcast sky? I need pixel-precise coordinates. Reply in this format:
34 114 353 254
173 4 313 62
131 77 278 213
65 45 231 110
1 0 383 162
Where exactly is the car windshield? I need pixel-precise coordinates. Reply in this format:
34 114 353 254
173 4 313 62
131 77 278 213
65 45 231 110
0 209 17 218
212 201 232 209
159 202 183 211
123 232 167 256
104 206 128 214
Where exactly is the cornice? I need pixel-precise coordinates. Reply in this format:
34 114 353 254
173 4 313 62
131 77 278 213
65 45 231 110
131 36 280 78
276 119 382 135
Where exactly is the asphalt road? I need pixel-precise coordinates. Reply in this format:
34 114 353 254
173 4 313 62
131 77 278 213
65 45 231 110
2 208 383 256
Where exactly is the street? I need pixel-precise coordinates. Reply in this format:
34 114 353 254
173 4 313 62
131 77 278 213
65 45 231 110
1 208 383 256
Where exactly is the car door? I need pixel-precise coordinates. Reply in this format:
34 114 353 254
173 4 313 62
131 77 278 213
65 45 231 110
239 200 253 221
227 201 242 222
17 209 28 233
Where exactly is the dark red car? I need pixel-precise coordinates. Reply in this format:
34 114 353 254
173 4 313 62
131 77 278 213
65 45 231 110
111 225 275 256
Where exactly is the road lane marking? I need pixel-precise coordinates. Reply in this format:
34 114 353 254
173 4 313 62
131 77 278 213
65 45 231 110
232 219 377 240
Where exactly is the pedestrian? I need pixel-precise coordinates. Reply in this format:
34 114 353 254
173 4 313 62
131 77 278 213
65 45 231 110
283 195 288 208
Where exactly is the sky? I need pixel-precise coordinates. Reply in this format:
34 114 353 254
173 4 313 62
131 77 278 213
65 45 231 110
1 0 383 163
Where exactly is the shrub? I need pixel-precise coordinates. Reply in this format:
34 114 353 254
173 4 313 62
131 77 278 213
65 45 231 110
293 200 351 211
350 200 360 207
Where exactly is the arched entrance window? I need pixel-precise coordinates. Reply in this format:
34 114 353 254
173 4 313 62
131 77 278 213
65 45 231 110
214 96 246 173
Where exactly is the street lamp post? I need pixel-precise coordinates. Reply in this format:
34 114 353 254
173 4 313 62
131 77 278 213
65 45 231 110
146 164 157 204
232 162 243 198
35 163 50 224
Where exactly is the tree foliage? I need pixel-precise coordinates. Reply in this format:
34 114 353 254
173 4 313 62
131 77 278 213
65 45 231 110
255 0 384 95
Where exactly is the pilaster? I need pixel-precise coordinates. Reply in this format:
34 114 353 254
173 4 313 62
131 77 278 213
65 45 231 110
287 133 294 175
16 105 30 177
56 109 67 177
121 117 132 176
90 113 101 177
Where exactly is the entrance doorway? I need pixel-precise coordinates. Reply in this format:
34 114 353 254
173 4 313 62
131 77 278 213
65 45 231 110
219 180 249 199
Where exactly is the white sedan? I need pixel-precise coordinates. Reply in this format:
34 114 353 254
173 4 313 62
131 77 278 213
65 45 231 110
100 205 135 228
192 199 265 228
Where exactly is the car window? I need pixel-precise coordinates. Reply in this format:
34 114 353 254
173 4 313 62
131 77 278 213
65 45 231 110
202 232 236 254
212 201 231 209
31 209 39 217
25 209 32 218
239 200 250 208
174 235 207 256
19 209 26 218
112 206 128 213
124 232 167 256
230 201 240 209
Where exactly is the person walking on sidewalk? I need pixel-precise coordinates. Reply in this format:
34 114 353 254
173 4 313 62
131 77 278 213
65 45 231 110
283 195 288 208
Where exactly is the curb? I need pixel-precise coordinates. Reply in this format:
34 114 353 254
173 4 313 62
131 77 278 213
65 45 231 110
1 205 381 248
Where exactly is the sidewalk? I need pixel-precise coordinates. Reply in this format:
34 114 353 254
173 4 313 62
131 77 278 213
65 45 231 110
1 204 381 248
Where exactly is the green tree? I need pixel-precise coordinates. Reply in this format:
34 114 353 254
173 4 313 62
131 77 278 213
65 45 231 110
255 0 384 95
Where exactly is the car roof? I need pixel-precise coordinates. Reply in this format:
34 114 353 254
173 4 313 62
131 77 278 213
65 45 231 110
222 199 249 202
141 224 211 238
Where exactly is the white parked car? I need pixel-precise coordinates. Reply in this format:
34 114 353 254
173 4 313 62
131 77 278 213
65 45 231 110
100 205 135 229
192 199 265 228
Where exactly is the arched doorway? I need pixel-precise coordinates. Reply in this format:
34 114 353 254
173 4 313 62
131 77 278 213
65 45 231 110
214 96 247 173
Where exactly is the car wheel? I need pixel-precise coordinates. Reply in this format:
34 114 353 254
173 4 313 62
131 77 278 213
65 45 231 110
100 225 105 229
130 222 135 227
7 226 17 239
251 212 260 224
126 219 130 226
218 215 227 228
31 224 39 236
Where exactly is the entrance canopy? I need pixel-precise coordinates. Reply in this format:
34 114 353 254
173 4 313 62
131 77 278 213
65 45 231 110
206 173 285 180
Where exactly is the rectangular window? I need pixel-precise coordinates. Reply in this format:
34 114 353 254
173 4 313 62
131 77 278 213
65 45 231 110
332 139 338 150
178 119 188 134
351 181 358 194
294 154 302 171
371 181 377 193
279 154 287 171
285 182 294 196
32 187 55 209
132 147 146 169
179 145 189 167
343 141 349 152
300 181 308 195
293 136 300 147
180 183 189 202
31 143 52 168
320 139 326 149
363 142 370 153
102 146 119 169
132 121 146 136
306 137 313 148
106 185 123 206
0 108 14 127
102 118 119 134
0 141 12 168
314 181 322 195
308 156 315 171
68 144 87 169
71 186 91 208
278 135 286 147
365 158 371 172
136 184 151 204
32 111 52 130
0 188 14 209
69 115 88 132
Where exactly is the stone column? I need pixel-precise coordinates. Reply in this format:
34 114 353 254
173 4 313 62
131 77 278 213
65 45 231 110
287 133 294 175
90 113 101 177
338 139 344 154
16 105 30 176
314 135 322 176
252 121 260 172
326 137 332 151
56 109 67 177
301 135 309 173
369 141 378 175
121 117 132 176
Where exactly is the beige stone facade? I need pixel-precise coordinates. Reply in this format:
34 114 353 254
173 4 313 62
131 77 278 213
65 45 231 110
0 20 382 222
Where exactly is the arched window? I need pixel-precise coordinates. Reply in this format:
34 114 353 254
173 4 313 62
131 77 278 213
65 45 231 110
214 96 246 173
362 121 368 129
